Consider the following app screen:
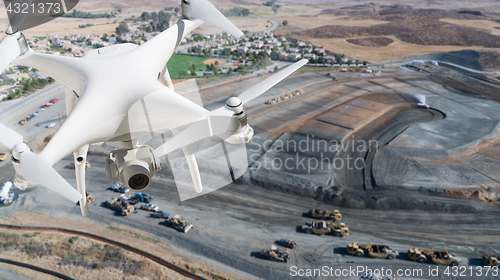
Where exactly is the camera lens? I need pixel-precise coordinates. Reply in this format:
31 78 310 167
129 174 150 190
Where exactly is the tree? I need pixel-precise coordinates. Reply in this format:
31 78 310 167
347 59 352 66
335 54 342 65
190 64 197 75
141 12 150 20
272 5 279 14
274 66 278 72
282 20 288 26
228 67 233 74
174 7 180 13
151 12 158 21
363 61 368 66
116 21 129 36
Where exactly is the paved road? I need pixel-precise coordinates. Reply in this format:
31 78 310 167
0 83 65 150
259 17 280 34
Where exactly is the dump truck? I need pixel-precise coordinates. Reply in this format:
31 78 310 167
307 208 342 221
260 245 290 262
301 221 349 237
483 255 500 267
106 197 134 216
0 153 9 162
347 243 398 260
165 214 193 233
407 248 460 266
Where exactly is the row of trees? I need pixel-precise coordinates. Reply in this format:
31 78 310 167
62 10 116 18
5 77 54 101
139 11 172 32
220 8 250 17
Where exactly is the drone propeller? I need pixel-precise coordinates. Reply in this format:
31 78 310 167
182 0 243 38
0 123 82 203
0 32 23 74
154 59 308 157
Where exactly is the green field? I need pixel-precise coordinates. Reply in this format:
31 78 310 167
167 54 211 78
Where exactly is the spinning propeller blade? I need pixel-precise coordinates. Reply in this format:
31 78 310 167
0 122 23 150
0 33 22 74
153 59 308 158
0 123 82 203
21 151 82 203
238 59 308 104
153 109 234 157
183 0 243 38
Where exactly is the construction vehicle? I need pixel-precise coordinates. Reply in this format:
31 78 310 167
301 220 349 237
0 153 9 162
77 192 94 205
483 255 500 267
260 245 290 262
66 161 91 169
347 243 398 260
307 208 342 221
266 89 302 105
151 211 171 219
330 222 350 237
164 214 193 233
135 192 153 203
106 197 135 216
86 192 94 204
302 220 331 235
407 248 460 266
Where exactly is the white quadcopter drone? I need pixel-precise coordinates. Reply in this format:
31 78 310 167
0 0 307 217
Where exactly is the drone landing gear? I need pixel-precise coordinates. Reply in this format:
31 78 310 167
73 145 89 217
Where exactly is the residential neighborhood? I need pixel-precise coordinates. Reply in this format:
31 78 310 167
0 14 365 101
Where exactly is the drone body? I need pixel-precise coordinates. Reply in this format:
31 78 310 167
0 0 307 217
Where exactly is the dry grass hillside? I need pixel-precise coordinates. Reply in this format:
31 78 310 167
285 4 500 63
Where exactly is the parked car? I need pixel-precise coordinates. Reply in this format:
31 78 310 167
46 123 56 128
151 211 171 219
109 182 129 193
277 239 296 249
135 192 153 202
141 203 159 212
